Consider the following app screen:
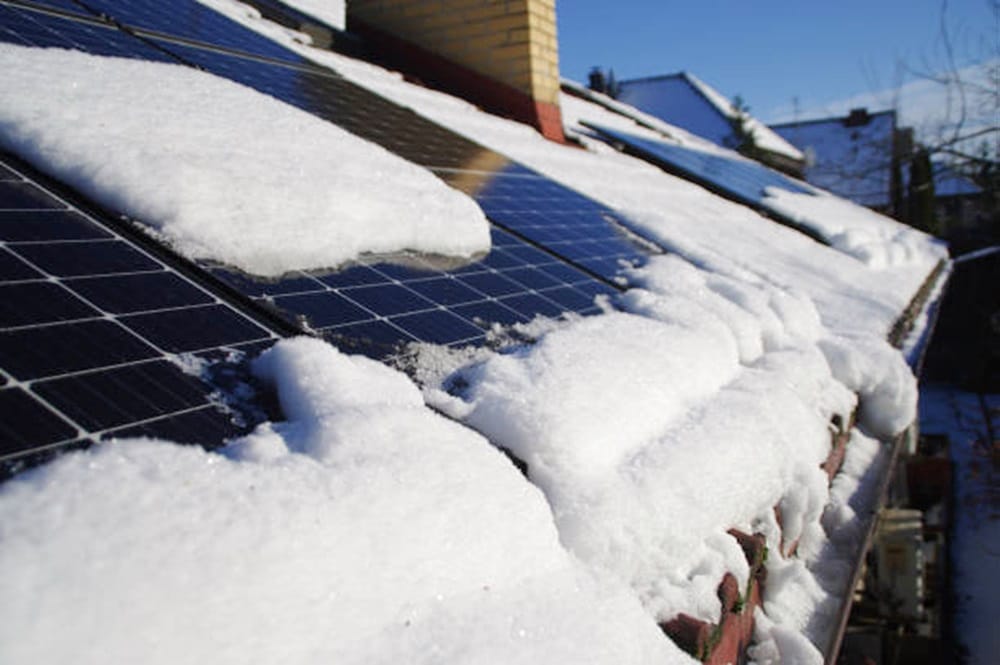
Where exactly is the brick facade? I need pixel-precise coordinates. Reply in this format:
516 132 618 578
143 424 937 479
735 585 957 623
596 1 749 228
347 0 565 142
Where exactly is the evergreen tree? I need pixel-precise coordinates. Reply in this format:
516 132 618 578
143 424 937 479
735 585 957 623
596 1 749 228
908 148 938 234
724 95 761 160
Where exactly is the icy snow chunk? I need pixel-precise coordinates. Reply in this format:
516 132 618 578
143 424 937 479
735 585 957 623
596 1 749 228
430 313 857 624
819 335 917 438
0 45 489 276
623 255 824 363
763 187 947 270
445 312 741 480
0 337 685 665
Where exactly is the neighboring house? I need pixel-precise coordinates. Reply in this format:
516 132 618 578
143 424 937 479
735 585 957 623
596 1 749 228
932 162 996 253
772 108 911 218
616 71 806 176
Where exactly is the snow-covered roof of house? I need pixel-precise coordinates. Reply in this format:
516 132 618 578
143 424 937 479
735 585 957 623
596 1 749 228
772 109 898 208
933 162 983 198
617 71 806 163
0 2 948 665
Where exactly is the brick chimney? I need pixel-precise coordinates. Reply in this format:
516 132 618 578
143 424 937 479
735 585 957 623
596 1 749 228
347 0 565 142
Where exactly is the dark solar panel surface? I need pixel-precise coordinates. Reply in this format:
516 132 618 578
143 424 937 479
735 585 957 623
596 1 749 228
0 1 178 60
210 224 618 358
74 0 307 65
5 0 87 15
0 159 278 468
583 122 814 205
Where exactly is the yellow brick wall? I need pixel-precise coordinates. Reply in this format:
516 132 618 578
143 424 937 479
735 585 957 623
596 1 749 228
348 0 561 106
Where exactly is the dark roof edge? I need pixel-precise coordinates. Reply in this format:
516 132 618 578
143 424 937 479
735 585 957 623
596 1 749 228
617 71 687 87
770 108 897 130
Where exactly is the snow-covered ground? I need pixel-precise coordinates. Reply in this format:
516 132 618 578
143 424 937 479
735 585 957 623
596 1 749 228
919 386 1000 665
0 2 953 663
0 44 489 277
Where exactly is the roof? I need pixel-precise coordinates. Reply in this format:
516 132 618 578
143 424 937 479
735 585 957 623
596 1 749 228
933 162 983 198
0 2 948 664
617 71 805 163
772 109 898 208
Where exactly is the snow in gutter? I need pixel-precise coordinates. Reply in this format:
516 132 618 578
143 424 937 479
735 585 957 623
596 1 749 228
0 44 490 277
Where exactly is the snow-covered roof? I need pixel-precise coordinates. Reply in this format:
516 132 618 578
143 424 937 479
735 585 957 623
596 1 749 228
933 162 983 198
617 71 806 163
0 2 949 664
772 109 898 208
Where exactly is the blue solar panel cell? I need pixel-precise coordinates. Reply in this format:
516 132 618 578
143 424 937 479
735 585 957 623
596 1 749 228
0 180 63 208
0 281 99 327
33 360 213 431
0 246 42 280
271 291 372 328
390 309 484 345
65 271 214 313
405 277 486 306
14 239 162 277
107 404 242 446
0 210 114 241
1 319 158 380
0 387 78 455
120 303 272 353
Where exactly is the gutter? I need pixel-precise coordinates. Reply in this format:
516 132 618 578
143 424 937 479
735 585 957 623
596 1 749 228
822 256 951 664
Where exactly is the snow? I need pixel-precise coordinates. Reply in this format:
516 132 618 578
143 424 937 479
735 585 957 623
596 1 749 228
277 0 346 30
763 187 947 269
421 252 917 658
0 337 687 665
0 44 490 277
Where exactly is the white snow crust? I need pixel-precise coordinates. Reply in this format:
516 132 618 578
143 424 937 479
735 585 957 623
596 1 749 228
0 44 489 276
0 337 687 665
763 187 947 269
278 0 346 30
425 256 917 661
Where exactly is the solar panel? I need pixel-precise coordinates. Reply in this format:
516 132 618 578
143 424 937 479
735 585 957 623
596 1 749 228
209 224 619 359
140 38 651 280
5 0 87 16
582 122 825 240
0 157 280 473
71 0 308 65
0 1 179 60
0 3 648 360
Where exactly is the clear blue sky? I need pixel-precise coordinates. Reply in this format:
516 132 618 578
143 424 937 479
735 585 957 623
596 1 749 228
556 0 997 122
